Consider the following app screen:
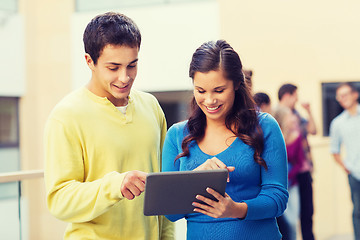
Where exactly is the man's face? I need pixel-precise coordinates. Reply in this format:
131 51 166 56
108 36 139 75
288 91 298 109
282 91 298 109
336 85 359 110
86 44 139 106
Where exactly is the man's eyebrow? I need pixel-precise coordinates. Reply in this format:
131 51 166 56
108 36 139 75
106 59 138 65
130 59 138 64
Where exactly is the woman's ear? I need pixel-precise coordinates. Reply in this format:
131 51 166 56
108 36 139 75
234 82 241 91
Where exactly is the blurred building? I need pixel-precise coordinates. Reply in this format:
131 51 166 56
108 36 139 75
1 0 359 239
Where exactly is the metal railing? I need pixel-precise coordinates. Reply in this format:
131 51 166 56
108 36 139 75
0 169 44 183
0 170 44 240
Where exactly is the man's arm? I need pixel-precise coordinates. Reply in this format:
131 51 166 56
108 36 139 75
157 102 175 239
301 102 317 135
332 153 350 174
44 117 144 223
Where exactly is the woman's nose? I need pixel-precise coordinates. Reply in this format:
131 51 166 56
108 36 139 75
204 95 216 105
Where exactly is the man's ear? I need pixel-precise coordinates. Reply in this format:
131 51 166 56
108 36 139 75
85 53 95 70
354 91 359 101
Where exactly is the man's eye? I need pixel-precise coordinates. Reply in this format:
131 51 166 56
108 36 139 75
109 67 118 71
128 64 137 68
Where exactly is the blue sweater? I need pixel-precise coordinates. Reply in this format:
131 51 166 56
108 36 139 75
162 113 288 240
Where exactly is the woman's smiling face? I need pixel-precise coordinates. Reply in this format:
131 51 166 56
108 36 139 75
193 69 236 124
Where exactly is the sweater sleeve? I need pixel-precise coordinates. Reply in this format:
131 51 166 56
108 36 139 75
155 103 176 238
44 117 126 223
243 114 289 220
157 101 168 167
161 123 187 222
162 124 181 172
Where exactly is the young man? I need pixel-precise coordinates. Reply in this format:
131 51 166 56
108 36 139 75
254 92 272 114
44 12 174 239
277 83 317 240
330 82 360 240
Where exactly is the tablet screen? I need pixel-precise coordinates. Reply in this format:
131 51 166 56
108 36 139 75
143 169 228 216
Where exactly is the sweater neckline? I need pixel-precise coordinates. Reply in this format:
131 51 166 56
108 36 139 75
194 138 239 157
81 87 134 123
82 87 134 106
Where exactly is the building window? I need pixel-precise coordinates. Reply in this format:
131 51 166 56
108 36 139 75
150 91 192 129
0 97 20 200
0 0 17 13
321 82 360 136
0 97 19 148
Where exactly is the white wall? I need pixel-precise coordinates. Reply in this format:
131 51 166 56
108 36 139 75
0 14 25 96
220 0 360 110
71 1 220 92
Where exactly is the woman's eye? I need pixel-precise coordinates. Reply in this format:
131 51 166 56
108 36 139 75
109 67 118 71
197 90 205 94
128 64 137 68
215 90 224 93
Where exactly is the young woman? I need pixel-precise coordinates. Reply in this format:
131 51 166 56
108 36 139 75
162 40 288 240
273 106 305 240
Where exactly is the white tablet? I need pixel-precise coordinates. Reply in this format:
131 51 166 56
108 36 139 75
143 169 228 216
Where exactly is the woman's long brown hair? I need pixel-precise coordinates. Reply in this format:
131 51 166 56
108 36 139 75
176 40 267 170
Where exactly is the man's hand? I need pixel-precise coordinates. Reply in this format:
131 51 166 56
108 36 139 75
301 102 311 113
333 154 350 175
121 171 147 200
301 102 317 135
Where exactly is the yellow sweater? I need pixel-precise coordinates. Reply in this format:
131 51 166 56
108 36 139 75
44 87 174 240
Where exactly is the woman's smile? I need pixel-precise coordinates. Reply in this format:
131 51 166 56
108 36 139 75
205 105 222 113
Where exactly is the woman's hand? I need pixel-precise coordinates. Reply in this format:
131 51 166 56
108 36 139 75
193 157 235 182
192 187 247 219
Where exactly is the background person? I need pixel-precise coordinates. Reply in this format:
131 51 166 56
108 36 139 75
254 92 272 114
273 106 305 240
330 82 360 240
162 40 288 240
44 12 174 239
277 83 317 240
243 69 253 92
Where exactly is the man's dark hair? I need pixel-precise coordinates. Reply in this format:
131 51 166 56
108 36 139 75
336 82 358 93
83 12 141 65
254 92 271 106
243 69 253 90
278 83 297 101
